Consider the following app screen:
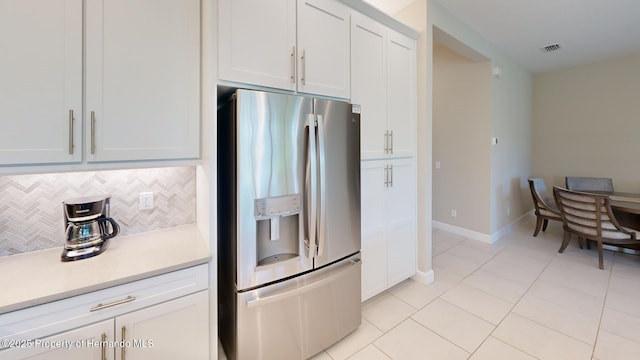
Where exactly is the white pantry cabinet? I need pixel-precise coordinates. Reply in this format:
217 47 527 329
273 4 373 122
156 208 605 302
351 13 417 160
0 0 82 165
0 265 209 360
361 158 416 301
85 0 200 162
218 0 350 99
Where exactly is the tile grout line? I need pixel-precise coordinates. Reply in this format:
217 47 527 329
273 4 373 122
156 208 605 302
473 238 561 359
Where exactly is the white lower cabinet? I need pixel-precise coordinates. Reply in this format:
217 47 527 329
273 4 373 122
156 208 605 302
115 291 209 360
361 158 416 301
0 265 209 360
1 320 112 360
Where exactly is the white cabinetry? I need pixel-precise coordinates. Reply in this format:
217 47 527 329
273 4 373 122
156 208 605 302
1 320 112 360
351 13 416 160
218 0 350 99
0 265 209 360
115 291 209 360
0 0 200 167
361 159 416 301
0 0 82 165
85 0 200 162
352 12 417 301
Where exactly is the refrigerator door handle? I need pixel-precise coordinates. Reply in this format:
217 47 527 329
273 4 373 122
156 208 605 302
245 258 360 308
306 114 318 262
317 114 327 257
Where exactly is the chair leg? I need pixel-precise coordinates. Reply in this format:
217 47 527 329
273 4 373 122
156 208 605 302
586 239 591 250
533 216 543 237
542 219 549 231
559 231 572 253
597 241 604 270
578 237 584 249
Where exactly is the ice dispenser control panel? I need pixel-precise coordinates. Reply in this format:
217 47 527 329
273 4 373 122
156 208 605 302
255 195 301 242
254 194 301 219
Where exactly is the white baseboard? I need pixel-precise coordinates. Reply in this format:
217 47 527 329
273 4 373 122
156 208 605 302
432 220 492 243
433 210 534 244
412 270 434 285
490 210 534 242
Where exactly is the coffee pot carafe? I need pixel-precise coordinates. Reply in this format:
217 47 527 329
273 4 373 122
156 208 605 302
61 195 120 262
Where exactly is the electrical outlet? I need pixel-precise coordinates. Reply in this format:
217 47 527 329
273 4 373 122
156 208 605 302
139 192 154 210
450 209 457 218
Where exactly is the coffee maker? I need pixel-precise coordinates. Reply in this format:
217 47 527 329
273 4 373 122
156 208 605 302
61 195 120 262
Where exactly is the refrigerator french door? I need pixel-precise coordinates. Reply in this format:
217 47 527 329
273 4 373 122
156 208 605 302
218 89 361 360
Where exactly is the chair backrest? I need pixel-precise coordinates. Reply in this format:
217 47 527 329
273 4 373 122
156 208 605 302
528 178 555 210
553 186 634 242
565 176 614 192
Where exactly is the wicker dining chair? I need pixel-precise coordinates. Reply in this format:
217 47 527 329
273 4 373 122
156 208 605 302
528 178 562 237
553 186 640 269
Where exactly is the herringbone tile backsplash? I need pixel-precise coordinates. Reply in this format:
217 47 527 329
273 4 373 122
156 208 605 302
0 167 196 257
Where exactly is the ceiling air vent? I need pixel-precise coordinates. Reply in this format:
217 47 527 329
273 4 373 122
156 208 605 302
541 44 561 53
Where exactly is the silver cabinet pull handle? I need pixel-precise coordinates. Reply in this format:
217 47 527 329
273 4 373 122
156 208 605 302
291 46 296 84
384 131 388 154
121 326 127 360
384 165 389 187
390 164 394 187
90 111 96 155
100 333 107 360
390 130 394 154
68 110 74 154
90 296 136 312
301 49 306 85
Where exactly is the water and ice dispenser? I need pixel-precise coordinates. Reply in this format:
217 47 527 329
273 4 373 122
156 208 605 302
254 194 302 266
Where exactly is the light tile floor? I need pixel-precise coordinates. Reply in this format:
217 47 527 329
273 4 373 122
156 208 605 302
311 215 640 360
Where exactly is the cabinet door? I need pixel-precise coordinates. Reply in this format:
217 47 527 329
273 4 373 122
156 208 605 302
86 0 200 162
385 159 416 287
115 291 209 360
0 0 82 165
387 31 417 158
360 161 387 301
0 320 112 360
218 0 296 91
297 0 350 99
351 13 387 160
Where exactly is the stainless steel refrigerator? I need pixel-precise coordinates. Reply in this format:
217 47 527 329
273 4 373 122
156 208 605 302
217 89 361 360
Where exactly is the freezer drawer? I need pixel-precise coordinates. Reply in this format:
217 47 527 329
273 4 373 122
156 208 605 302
233 255 361 360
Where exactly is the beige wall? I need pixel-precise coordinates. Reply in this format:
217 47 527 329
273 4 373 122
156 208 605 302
533 53 640 192
433 42 492 233
428 0 533 238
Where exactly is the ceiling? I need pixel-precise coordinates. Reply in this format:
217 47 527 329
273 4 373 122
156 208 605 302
367 0 640 74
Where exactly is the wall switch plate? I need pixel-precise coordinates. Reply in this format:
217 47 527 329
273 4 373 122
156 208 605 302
139 192 154 210
450 209 457 218
435 161 441 169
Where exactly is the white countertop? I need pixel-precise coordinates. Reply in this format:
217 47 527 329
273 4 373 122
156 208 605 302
0 225 211 314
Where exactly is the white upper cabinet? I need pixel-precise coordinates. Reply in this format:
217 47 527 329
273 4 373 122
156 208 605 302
218 0 350 99
351 14 417 160
85 0 200 162
0 0 82 165
351 13 387 160
218 0 297 91
296 0 350 98
386 31 417 159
